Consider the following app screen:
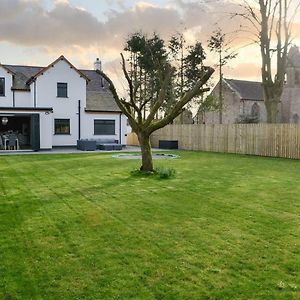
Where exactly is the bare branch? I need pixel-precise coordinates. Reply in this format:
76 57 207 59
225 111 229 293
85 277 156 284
148 67 214 134
96 69 139 132
120 53 143 123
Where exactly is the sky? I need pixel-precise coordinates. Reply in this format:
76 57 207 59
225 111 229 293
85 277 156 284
0 0 299 92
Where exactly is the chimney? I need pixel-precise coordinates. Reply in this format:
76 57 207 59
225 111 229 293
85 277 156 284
94 58 102 71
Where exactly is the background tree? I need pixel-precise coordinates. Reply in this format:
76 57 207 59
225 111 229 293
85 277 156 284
195 94 222 124
98 32 214 172
168 34 207 123
208 28 237 124
234 0 300 123
124 32 167 119
184 42 207 117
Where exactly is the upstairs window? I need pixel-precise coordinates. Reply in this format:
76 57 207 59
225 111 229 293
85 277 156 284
57 82 68 98
0 78 5 96
94 120 115 135
55 119 70 135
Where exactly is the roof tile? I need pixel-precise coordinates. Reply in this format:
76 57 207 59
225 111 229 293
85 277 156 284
225 78 264 101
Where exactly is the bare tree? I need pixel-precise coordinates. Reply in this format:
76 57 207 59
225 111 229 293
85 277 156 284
98 33 214 172
234 0 300 123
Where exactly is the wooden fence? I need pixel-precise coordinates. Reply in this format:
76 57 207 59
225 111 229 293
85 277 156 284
127 132 139 146
128 124 300 159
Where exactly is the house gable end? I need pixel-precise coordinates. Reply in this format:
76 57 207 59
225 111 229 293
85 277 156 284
223 79 243 99
27 56 90 84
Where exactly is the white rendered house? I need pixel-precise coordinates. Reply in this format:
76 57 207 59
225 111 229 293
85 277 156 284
0 56 127 150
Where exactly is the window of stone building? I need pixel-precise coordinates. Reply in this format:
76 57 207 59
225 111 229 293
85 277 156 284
293 113 299 123
295 71 300 86
251 103 260 118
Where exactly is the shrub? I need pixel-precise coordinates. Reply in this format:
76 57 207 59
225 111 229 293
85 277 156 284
130 167 176 179
130 169 155 177
155 167 176 179
236 113 259 124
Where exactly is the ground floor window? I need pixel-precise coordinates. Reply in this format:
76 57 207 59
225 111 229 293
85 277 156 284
55 119 70 135
94 119 115 135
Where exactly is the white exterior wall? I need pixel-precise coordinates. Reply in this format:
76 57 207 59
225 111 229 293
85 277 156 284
32 60 87 146
40 112 53 149
122 114 128 145
0 67 13 107
14 91 31 107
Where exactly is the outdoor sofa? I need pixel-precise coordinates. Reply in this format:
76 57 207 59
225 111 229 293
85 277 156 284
77 138 124 151
77 140 97 151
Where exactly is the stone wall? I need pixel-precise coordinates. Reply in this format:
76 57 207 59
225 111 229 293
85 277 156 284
198 81 267 124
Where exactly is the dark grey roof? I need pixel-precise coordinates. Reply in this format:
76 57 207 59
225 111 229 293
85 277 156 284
4 65 43 78
224 78 264 101
81 70 110 91
81 70 120 112
3 65 43 90
2 64 120 112
84 91 121 112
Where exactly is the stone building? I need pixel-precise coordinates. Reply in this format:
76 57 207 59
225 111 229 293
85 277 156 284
281 46 300 123
195 46 300 124
195 78 266 124
174 109 193 124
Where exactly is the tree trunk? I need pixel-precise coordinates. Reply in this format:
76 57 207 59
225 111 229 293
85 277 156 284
219 72 223 124
137 132 153 172
265 97 280 123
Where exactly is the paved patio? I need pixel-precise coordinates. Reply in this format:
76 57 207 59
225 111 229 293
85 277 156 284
0 146 171 156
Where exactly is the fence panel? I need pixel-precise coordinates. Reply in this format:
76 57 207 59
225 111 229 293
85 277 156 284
150 124 300 159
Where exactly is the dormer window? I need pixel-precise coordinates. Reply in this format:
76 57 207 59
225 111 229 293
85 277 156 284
0 78 5 96
57 82 68 98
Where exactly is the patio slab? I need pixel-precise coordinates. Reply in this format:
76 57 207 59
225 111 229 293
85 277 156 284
0 146 172 156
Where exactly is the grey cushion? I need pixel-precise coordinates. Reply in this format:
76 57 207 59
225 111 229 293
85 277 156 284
77 140 97 151
98 144 122 151
96 138 117 144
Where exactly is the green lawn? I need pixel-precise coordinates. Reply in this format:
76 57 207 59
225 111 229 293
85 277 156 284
0 151 299 300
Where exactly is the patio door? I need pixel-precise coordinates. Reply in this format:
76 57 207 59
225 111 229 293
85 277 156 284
31 114 40 151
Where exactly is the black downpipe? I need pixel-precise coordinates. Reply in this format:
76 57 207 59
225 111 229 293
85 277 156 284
12 75 15 107
34 81 37 108
78 100 81 140
119 113 122 144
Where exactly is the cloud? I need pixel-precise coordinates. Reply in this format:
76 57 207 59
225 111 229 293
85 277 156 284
0 0 104 47
0 0 298 84
224 62 261 80
0 0 248 49
173 0 252 42
104 4 182 45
